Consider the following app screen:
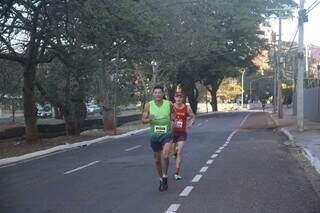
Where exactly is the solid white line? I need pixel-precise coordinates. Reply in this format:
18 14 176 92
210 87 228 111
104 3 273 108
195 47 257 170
206 159 214 165
64 161 100 175
125 145 142 152
200 166 209 173
180 186 194 197
215 150 222 153
211 154 218 158
165 204 181 213
192 174 203 182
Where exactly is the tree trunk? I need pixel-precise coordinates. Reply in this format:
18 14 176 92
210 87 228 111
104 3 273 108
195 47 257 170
23 63 39 143
63 100 86 136
210 89 218 112
102 104 115 131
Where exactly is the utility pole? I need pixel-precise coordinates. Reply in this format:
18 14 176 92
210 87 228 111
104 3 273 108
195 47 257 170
297 0 306 131
273 50 277 114
277 18 283 118
241 69 245 108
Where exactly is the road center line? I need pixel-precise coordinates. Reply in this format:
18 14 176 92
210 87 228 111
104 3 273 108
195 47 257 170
125 145 142 152
192 174 203 182
211 154 218 158
215 150 222 153
200 166 208 173
206 159 214 164
240 113 250 127
180 186 194 197
64 160 100 175
165 204 181 213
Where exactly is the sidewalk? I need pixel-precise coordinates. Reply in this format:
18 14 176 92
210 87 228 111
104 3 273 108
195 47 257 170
268 107 320 174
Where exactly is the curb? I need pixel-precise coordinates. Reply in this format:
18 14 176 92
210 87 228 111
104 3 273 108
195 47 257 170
267 112 294 141
279 127 294 141
0 128 149 167
303 148 320 174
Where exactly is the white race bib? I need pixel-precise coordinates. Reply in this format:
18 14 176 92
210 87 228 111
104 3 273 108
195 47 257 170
175 121 183 128
154 125 167 134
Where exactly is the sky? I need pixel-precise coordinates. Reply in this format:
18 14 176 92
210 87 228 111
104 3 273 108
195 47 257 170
268 0 320 46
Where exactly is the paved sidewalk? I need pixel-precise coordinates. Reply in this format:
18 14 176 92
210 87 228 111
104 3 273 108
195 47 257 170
268 107 320 174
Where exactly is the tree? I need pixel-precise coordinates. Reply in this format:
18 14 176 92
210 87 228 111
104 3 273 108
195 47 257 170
0 1 60 143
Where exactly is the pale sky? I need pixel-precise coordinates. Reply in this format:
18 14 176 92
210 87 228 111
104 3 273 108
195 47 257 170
269 0 320 46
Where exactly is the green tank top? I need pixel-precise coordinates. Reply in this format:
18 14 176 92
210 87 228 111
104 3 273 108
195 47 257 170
149 100 171 135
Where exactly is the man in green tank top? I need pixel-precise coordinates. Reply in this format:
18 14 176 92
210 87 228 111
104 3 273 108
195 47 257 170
142 85 174 192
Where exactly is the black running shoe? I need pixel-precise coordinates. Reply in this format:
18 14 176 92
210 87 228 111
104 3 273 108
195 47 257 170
159 179 164 192
162 177 168 191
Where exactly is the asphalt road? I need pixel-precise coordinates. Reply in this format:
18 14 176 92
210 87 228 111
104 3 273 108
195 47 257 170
1 112 319 213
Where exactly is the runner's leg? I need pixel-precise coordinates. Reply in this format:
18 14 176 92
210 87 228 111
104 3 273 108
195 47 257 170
162 142 173 177
153 152 162 177
176 141 185 173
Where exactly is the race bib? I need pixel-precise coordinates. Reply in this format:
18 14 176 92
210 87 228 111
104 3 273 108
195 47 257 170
154 125 167 134
175 121 183 128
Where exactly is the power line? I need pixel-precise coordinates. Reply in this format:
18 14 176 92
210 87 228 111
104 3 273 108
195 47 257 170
307 0 319 11
306 0 320 14
284 25 299 56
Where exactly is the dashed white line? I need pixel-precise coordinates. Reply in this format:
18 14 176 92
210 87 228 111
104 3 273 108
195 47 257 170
206 159 214 165
200 166 209 173
219 146 224 150
180 186 194 197
192 174 203 182
125 145 142 152
64 160 100 175
240 113 250 127
215 150 222 153
165 204 181 213
211 154 218 158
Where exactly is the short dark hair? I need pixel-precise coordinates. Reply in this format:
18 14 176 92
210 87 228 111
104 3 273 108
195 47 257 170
153 85 164 92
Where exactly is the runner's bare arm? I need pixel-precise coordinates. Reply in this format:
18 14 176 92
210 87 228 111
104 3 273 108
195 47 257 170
142 103 154 124
187 105 196 128
170 102 176 121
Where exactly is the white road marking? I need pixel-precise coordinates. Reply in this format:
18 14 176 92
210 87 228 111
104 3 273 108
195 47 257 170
219 146 224 150
215 150 222 153
180 186 194 197
206 159 214 164
240 113 250 127
200 166 209 173
211 154 218 158
197 122 203 127
165 204 181 213
64 161 100 175
125 145 142 152
192 174 203 182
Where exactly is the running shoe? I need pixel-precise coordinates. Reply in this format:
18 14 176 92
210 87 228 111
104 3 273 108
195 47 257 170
162 177 168 191
159 178 164 192
174 173 183 180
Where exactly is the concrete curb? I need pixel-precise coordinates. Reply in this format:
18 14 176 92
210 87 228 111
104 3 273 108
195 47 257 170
303 148 320 174
0 128 149 166
267 112 320 174
279 127 294 141
267 112 294 141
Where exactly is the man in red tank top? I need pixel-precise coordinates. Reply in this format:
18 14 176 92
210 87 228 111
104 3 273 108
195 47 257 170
173 91 195 180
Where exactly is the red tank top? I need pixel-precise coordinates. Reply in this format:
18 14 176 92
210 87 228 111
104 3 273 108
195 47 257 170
173 104 188 132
